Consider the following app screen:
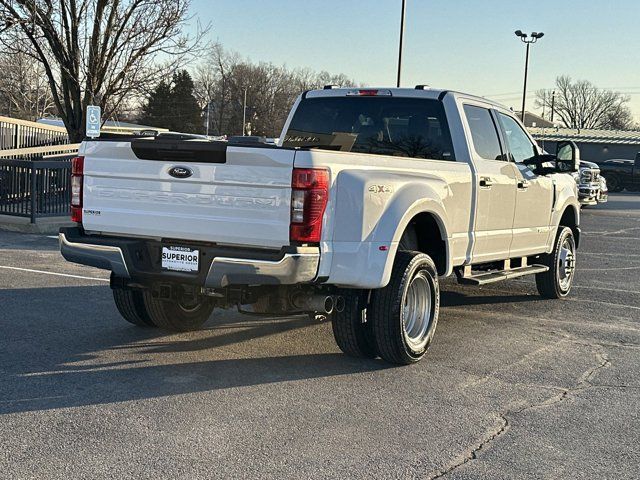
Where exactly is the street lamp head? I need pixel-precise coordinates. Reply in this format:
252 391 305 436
533 32 544 39
514 29 524 37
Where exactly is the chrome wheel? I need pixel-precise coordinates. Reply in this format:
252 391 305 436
557 236 576 291
402 270 435 351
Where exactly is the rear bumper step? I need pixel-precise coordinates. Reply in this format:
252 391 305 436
457 265 549 286
60 232 130 278
59 227 319 288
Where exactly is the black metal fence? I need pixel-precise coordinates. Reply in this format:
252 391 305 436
0 155 73 223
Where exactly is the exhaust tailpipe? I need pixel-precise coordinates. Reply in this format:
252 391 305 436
291 294 335 314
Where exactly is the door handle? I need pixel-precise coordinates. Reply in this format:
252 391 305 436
479 177 493 188
517 179 530 190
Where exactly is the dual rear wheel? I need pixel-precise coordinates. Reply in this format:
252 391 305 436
332 251 440 365
113 288 214 332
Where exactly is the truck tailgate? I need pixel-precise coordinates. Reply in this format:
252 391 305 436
81 141 294 249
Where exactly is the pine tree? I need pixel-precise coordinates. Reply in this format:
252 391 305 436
139 71 203 133
170 70 203 133
139 80 172 128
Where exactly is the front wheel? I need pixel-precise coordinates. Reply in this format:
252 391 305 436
535 226 577 299
606 174 623 192
143 293 215 332
369 251 440 365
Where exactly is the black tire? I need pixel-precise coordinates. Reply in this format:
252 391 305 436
535 226 577 299
143 292 214 332
606 174 623 192
331 290 377 359
112 289 156 327
369 251 439 365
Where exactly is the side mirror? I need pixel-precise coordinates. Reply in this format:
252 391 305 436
556 141 580 172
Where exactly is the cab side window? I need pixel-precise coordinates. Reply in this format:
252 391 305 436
497 113 537 164
463 105 505 161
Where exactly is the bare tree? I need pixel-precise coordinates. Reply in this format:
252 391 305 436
193 44 358 136
536 76 636 130
0 0 208 141
0 50 55 120
193 43 240 135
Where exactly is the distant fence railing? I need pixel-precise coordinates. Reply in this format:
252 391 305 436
0 116 70 150
0 143 80 161
0 154 74 222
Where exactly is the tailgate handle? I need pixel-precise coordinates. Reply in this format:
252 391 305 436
131 138 228 163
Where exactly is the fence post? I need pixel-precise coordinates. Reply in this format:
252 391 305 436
30 163 37 224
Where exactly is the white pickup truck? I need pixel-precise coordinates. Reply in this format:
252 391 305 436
60 86 581 365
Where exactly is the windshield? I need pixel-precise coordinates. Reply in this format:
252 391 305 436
282 96 455 161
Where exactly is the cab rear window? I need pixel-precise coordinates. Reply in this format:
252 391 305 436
283 97 455 161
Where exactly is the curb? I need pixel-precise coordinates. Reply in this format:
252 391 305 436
0 215 74 234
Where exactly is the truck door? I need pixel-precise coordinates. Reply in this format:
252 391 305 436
496 112 554 256
462 104 517 263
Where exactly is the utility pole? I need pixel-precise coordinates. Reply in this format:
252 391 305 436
397 0 406 88
550 90 556 123
514 30 544 124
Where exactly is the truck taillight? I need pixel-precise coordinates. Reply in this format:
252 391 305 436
70 156 84 223
290 168 329 243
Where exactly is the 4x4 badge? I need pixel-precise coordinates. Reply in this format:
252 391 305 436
368 184 392 193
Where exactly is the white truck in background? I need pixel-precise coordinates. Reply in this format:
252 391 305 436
60 86 581 365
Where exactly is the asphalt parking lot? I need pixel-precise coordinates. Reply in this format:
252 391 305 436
1 194 639 479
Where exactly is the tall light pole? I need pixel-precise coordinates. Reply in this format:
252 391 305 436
514 30 544 123
397 0 406 87
242 85 250 136
205 101 211 136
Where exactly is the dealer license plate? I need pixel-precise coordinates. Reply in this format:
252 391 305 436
161 246 199 272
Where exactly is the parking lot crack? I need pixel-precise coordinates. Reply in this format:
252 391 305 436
427 414 509 480
427 349 610 479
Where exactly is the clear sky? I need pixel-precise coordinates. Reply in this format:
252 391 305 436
191 0 640 122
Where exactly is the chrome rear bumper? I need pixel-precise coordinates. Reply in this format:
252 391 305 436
205 248 320 287
59 230 319 287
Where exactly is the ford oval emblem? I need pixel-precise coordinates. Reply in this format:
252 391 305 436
168 166 193 179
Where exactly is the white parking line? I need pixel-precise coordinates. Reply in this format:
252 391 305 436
580 266 640 271
0 265 109 282
581 252 640 258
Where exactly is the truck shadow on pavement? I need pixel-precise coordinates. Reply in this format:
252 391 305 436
0 284 540 415
0 285 392 415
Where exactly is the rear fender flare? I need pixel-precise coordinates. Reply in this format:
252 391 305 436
370 183 451 285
